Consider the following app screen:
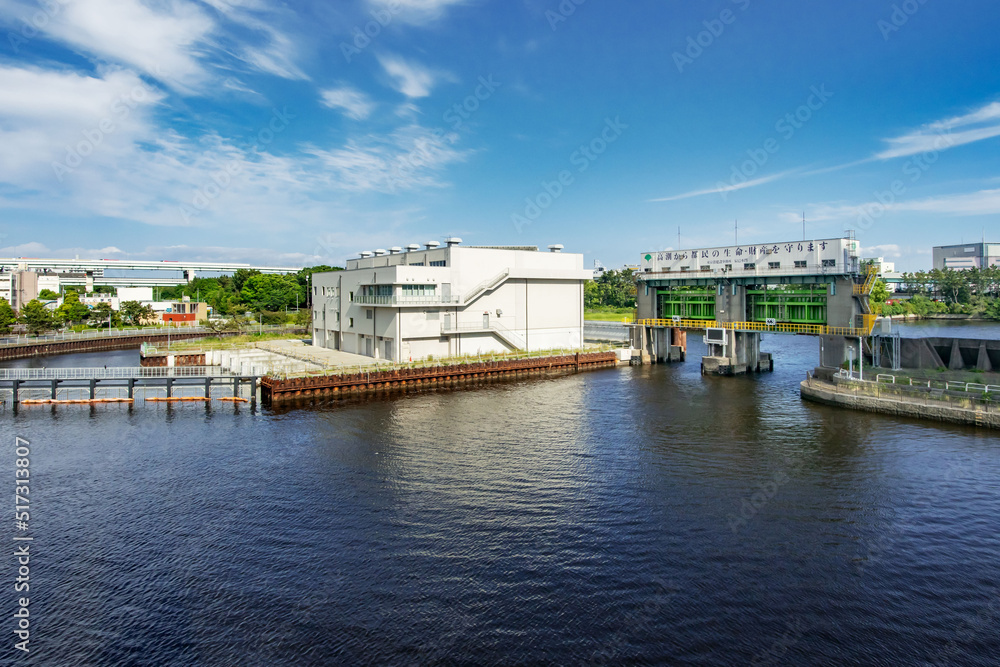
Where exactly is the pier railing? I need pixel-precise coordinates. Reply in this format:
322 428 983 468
839 370 1000 395
0 324 303 348
0 366 235 380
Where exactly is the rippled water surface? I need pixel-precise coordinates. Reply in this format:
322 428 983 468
6 332 1000 665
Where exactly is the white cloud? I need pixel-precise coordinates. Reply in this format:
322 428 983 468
0 0 306 92
320 86 375 120
377 54 450 98
303 125 468 192
203 0 308 81
792 188 1000 226
875 101 1000 160
367 0 468 25
0 65 164 185
887 188 1000 215
15 0 215 91
860 244 902 258
649 170 796 203
0 67 468 231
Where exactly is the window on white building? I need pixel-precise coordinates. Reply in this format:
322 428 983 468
403 285 437 297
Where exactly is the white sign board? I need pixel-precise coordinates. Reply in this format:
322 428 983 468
639 237 856 277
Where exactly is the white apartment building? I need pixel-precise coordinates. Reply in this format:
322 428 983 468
311 240 592 361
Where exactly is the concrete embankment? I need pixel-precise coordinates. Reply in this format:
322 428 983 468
800 374 1000 429
261 351 618 406
584 321 629 343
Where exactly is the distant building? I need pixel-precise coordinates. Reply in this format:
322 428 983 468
311 240 591 361
116 286 154 301
0 272 10 305
932 243 1000 270
592 260 606 279
161 299 209 326
80 295 120 310
864 256 902 292
9 270 60 310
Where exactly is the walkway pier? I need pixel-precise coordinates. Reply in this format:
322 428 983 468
0 367 257 408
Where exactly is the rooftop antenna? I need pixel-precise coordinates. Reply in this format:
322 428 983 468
735 219 738 246
677 226 681 250
803 211 806 241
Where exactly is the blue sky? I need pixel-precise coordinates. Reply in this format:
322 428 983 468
0 0 998 271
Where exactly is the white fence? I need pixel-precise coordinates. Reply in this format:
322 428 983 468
0 324 301 348
839 370 1000 395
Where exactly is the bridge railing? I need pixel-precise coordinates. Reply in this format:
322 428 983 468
636 318 876 337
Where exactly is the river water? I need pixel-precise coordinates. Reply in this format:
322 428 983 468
3 325 1000 665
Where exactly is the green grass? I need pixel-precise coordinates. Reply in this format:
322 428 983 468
280 344 620 378
585 307 635 322
163 332 305 352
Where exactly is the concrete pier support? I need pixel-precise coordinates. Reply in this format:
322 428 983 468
977 341 993 372
701 330 772 375
819 335 862 370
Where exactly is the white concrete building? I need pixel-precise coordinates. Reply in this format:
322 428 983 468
116 286 154 301
311 241 591 361
865 256 902 292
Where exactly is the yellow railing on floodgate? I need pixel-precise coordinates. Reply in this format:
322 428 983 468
636 316 877 337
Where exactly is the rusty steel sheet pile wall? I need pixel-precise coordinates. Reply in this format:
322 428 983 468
261 352 617 404
139 353 207 367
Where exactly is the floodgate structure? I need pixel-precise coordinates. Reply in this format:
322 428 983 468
632 236 878 374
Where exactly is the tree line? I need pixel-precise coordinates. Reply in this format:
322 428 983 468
584 268 637 309
877 266 1000 319
0 265 342 335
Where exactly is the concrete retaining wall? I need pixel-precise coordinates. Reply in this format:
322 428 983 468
800 376 1000 429
584 321 629 343
880 337 1000 371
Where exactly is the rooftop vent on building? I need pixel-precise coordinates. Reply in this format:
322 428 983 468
445 237 462 247
389 247 403 254
374 249 388 256
548 244 564 253
359 251 373 258
425 241 441 250
405 244 421 252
